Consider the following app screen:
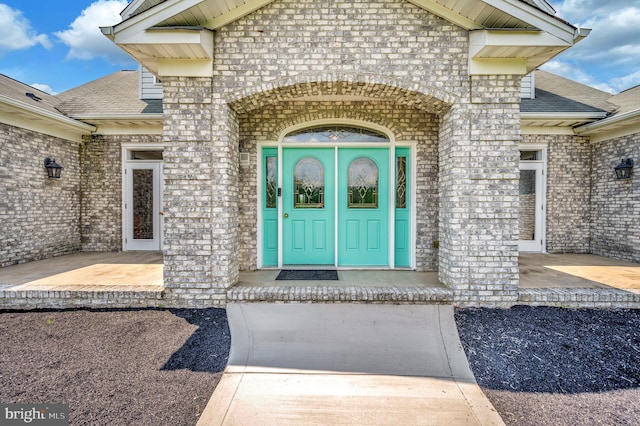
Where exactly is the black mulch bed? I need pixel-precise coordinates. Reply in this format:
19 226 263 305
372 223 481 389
456 306 640 425
0 308 230 426
2 306 640 425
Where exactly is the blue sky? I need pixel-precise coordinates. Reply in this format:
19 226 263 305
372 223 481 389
0 0 638 95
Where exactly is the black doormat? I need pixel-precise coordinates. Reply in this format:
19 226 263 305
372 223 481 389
275 269 339 281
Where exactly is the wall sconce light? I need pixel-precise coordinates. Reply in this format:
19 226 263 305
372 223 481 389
44 157 63 179
614 158 634 180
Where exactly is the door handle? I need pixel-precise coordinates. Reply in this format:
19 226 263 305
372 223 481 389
159 212 164 216
284 213 289 218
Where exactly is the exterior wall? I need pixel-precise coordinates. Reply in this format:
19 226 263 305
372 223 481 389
162 77 239 307
80 134 162 251
521 134 591 253
590 132 640 262
159 0 523 306
438 76 521 306
237 102 439 271
0 123 81 267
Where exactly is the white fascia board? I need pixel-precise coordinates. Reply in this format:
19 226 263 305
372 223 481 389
574 109 640 134
206 0 277 29
522 112 608 121
0 95 96 133
469 29 569 58
405 0 483 30
118 27 214 58
484 0 576 44
111 0 205 42
121 0 150 19
69 114 163 121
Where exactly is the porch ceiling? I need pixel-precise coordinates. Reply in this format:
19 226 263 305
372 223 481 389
104 0 585 77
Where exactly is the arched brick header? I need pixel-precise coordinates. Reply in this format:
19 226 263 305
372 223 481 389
227 73 456 115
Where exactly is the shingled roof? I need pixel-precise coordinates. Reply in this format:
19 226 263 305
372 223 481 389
0 74 69 119
54 70 162 117
521 70 617 115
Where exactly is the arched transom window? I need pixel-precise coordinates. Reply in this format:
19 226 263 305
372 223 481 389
283 125 389 143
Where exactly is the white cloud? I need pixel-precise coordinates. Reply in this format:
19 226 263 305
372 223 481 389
610 70 640 92
30 83 57 95
545 1 640 92
541 60 615 93
0 4 51 53
55 0 132 64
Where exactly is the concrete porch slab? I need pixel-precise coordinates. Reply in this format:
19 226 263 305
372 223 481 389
198 303 503 425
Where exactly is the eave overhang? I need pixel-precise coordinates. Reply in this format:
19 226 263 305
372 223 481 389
101 25 214 76
0 95 96 142
521 111 608 128
574 109 640 143
104 0 588 77
68 113 164 135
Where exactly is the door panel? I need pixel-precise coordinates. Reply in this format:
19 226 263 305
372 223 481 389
125 162 162 251
261 148 278 265
394 148 411 267
519 162 544 252
282 148 335 265
338 148 389 266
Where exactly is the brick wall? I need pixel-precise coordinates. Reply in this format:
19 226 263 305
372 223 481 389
521 134 591 253
237 101 439 271
0 123 81 267
80 134 162 251
157 0 524 306
591 132 640 262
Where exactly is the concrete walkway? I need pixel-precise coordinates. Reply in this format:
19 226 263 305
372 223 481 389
198 304 504 425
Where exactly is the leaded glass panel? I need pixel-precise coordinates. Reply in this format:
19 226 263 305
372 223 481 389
265 156 277 208
396 156 407 209
283 126 389 143
294 157 324 208
348 157 378 208
133 169 154 239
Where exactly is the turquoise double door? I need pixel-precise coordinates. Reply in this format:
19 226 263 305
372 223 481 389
262 147 411 267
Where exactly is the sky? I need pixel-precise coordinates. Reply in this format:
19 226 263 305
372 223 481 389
0 0 638 95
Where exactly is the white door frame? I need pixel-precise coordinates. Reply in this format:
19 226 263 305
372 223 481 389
256 120 417 269
518 146 547 252
122 145 164 251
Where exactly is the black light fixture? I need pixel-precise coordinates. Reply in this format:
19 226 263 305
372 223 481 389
614 158 634 180
44 157 63 179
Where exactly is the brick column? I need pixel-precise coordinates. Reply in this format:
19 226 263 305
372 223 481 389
162 76 239 307
438 75 521 306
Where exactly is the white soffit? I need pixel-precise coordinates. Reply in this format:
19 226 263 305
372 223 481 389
106 0 586 76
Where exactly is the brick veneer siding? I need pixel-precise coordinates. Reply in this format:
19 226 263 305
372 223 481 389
158 0 523 306
237 102 440 272
0 123 81 267
438 76 521 306
80 134 162 251
521 134 591 253
591 132 640 262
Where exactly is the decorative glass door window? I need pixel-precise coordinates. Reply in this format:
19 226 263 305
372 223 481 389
283 126 389 143
395 156 407 209
294 157 325 208
348 157 378 208
265 156 277 208
132 169 154 239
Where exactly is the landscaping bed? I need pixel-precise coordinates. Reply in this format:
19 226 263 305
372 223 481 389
2 306 640 425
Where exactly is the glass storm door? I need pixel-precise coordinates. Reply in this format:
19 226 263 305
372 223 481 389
338 148 389 266
518 162 544 252
282 148 335 265
124 163 163 251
